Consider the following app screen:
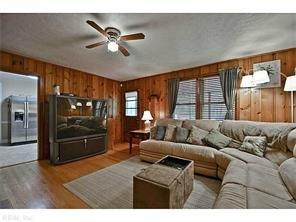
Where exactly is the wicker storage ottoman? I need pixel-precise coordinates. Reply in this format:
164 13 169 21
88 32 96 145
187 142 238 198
133 156 194 209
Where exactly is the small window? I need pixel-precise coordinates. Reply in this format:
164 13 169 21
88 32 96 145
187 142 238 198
174 79 197 120
125 91 138 117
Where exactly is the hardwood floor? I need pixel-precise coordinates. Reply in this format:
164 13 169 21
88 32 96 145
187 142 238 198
0 143 138 209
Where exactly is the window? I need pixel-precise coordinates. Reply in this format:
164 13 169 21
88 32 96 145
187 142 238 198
125 91 138 117
174 79 196 120
173 76 236 121
199 76 231 120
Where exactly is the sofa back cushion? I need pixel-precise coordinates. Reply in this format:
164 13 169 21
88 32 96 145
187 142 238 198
219 120 296 152
279 158 296 200
182 119 220 132
155 118 183 127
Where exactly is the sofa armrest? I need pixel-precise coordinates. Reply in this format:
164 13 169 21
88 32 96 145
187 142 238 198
287 128 296 152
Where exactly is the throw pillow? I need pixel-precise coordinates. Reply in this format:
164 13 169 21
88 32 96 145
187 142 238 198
150 126 157 139
175 127 190 143
186 126 208 145
164 124 176 142
155 126 167 140
239 136 267 157
202 129 232 150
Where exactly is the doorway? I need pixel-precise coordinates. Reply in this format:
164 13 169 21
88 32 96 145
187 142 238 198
123 91 140 141
0 71 38 168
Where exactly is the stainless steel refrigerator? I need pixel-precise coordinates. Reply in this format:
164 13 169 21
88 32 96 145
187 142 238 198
8 95 38 144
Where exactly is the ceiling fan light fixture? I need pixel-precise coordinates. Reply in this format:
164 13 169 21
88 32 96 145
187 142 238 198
107 41 119 52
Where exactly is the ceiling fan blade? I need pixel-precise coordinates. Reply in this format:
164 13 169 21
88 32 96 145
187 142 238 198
85 41 107 49
120 33 145 41
86 20 107 37
118 44 130 56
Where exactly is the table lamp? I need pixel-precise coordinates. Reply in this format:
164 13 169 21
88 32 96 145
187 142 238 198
284 68 296 122
141 110 153 131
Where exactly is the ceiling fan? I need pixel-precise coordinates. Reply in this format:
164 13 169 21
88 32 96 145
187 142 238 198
85 20 145 56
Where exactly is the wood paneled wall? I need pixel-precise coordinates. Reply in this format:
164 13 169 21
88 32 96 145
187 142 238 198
122 48 296 131
0 51 122 159
1 48 295 156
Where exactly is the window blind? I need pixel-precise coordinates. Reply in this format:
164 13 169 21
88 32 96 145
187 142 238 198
174 79 196 120
200 76 234 120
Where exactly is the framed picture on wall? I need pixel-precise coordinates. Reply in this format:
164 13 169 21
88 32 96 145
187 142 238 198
253 60 281 88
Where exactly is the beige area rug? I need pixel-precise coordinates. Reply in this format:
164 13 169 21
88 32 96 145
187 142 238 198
64 156 221 209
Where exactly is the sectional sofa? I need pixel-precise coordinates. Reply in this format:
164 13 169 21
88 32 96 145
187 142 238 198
139 119 296 208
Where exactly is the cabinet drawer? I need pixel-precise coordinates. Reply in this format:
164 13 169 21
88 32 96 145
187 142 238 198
85 136 106 155
59 140 86 162
58 136 107 163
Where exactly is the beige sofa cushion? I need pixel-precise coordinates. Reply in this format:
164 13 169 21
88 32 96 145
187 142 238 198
155 118 183 127
140 139 218 163
182 119 220 132
220 148 278 169
213 183 247 209
279 158 296 200
264 147 293 165
222 160 248 185
222 160 293 201
247 188 296 209
214 183 296 209
245 164 293 201
219 120 296 151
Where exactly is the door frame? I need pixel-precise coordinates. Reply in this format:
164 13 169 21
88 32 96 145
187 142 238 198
123 90 140 141
0 68 43 160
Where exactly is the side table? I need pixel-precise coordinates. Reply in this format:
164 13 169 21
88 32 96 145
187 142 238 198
129 130 150 154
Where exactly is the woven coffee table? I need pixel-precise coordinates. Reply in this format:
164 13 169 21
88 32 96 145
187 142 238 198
133 155 194 209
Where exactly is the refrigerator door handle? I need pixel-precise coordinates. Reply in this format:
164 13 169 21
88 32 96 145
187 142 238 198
26 101 29 129
23 102 27 129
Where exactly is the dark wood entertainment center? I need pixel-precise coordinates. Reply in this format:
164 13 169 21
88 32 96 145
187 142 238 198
49 94 108 164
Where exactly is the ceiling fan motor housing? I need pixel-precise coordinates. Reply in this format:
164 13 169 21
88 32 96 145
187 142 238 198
105 27 121 42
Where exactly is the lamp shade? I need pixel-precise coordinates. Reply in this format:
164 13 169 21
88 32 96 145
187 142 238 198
284 75 296 91
76 102 82 107
240 75 256 88
141 110 153 121
253 70 270 84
